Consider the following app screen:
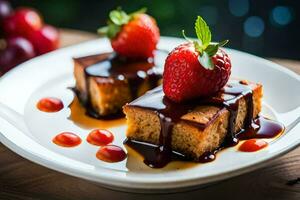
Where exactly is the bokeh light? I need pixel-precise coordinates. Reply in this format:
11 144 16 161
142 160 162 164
243 16 265 37
271 6 293 26
10 0 300 59
228 0 249 17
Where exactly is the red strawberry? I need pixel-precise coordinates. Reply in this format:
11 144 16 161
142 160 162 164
163 43 231 102
28 25 59 55
98 8 159 59
163 16 231 102
3 8 43 38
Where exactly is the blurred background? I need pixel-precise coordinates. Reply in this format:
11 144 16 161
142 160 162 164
10 0 300 59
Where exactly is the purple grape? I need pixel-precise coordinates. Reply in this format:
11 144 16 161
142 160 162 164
7 37 36 58
0 37 35 74
0 0 12 20
0 46 16 72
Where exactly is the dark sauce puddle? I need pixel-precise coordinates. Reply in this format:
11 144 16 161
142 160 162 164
125 80 285 168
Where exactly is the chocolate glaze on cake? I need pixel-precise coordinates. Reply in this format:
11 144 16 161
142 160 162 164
125 80 285 168
73 50 167 119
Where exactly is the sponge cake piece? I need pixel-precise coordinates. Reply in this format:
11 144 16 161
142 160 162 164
73 51 166 117
123 80 263 164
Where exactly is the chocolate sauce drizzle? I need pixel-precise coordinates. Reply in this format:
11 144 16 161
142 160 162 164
73 50 167 119
125 80 285 168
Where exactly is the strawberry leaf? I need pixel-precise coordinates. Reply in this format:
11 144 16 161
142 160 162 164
205 43 219 57
98 7 147 39
195 16 211 48
182 30 193 43
106 23 121 38
205 40 229 57
198 51 214 70
219 39 229 47
109 9 130 25
98 22 121 39
193 41 203 54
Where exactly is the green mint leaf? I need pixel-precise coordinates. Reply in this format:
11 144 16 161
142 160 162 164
109 9 130 25
198 51 214 70
195 16 211 48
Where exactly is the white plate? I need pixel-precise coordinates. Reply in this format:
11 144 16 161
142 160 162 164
0 37 299 192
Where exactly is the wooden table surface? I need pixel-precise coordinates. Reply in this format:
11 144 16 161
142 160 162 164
0 30 299 200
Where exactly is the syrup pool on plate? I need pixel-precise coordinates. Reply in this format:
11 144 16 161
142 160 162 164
68 96 126 129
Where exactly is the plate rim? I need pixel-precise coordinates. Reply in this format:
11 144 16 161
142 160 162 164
0 36 299 190
0 123 299 190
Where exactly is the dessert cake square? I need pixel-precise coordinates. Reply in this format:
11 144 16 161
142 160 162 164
73 51 166 117
123 80 263 163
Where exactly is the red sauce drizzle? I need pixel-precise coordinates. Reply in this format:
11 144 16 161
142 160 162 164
96 145 127 163
37 97 64 112
53 132 82 147
239 139 268 152
87 129 114 146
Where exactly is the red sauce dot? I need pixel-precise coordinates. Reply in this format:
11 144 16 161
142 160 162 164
96 145 127 163
239 139 268 152
37 97 64 112
53 132 82 147
87 129 114 146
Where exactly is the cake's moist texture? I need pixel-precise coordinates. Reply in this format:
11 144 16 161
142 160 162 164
124 80 284 168
73 51 166 118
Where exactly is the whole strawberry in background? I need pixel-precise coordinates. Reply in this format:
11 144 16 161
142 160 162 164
98 8 160 59
28 24 59 55
163 16 231 102
0 0 60 75
2 7 43 37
